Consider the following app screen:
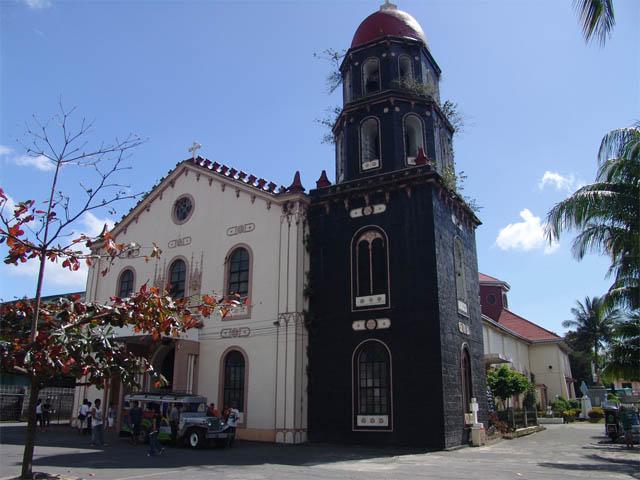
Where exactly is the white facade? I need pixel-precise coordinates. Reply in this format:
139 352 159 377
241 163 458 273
74 159 309 443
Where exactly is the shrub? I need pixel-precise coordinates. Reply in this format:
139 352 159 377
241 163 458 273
562 410 576 422
568 399 580 409
551 397 571 415
588 407 604 421
488 411 510 434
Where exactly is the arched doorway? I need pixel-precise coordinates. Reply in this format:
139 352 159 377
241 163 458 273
152 344 175 391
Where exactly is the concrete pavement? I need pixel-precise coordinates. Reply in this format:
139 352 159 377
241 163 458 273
0 422 638 479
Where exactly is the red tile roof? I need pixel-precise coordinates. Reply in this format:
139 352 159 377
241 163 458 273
479 272 503 283
498 309 561 342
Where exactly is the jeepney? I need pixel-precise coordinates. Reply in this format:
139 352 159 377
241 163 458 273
121 392 234 448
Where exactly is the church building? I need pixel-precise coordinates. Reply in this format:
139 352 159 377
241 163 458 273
74 2 487 449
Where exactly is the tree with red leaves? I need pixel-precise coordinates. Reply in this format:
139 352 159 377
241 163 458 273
0 104 233 479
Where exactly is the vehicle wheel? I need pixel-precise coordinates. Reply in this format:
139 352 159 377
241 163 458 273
187 429 204 449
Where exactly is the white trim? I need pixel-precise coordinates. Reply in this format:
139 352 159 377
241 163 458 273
350 225 391 312
361 56 381 96
402 113 425 166
358 116 383 174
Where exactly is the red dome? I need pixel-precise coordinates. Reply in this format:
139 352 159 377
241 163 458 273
351 5 427 49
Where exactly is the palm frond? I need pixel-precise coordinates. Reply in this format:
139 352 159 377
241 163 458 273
574 0 616 46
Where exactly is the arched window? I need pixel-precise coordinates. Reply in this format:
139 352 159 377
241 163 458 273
336 131 345 183
398 55 413 82
226 247 250 299
352 228 389 309
362 58 380 95
404 114 424 165
223 350 245 412
360 118 381 171
117 269 134 298
461 346 473 414
353 341 392 430
168 259 187 299
454 238 467 314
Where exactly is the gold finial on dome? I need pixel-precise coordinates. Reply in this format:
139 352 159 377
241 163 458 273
380 0 398 11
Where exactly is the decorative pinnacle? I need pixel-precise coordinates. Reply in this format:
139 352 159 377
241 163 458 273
316 170 331 188
286 171 305 193
380 0 397 11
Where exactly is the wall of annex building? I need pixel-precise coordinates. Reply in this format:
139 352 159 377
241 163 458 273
482 323 531 375
529 343 574 400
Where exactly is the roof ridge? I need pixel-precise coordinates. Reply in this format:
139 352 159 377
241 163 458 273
190 156 285 195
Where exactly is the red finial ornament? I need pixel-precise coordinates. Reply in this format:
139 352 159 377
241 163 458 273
286 171 306 193
415 147 428 165
316 170 332 188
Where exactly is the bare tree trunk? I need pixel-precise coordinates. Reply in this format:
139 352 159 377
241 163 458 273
21 376 40 479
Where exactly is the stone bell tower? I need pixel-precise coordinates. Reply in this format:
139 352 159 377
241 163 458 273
307 2 487 448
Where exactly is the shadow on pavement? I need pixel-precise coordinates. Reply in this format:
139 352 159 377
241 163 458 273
1 424 426 471
539 454 640 479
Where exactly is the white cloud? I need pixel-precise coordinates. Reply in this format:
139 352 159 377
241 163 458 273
83 211 115 237
538 171 584 193
12 154 54 172
496 209 559 255
0 145 13 156
23 0 52 9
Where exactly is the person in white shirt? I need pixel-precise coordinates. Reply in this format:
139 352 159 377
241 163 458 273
90 398 105 447
78 399 89 435
227 403 239 445
35 399 44 431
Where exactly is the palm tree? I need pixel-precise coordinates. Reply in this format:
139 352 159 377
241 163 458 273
562 296 620 384
602 312 640 382
574 0 616 45
546 123 640 310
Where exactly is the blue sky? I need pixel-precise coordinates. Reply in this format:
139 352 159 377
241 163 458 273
1 0 638 336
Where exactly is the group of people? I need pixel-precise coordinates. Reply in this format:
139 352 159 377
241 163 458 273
77 398 117 448
35 398 52 431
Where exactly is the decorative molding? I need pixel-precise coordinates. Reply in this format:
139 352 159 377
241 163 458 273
458 321 471 336
349 203 386 218
168 236 192 249
226 223 255 236
352 318 391 331
220 327 250 339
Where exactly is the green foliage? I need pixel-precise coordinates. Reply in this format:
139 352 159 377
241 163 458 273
562 408 580 422
589 406 605 420
486 365 531 408
546 123 640 311
551 396 571 415
602 312 640 382
441 100 465 135
314 105 342 145
523 384 537 410
562 296 620 383
391 76 437 99
313 48 346 94
573 0 615 45
564 330 595 388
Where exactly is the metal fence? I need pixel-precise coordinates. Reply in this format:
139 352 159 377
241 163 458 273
0 385 75 422
497 408 538 430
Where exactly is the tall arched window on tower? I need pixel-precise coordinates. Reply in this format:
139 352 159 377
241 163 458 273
461 346 473 414
360 117 381 171
362 57 380 95
336 132 345 182
398 55 413 83
353 340 392 430
117 269 134 298
403 114 424 165
168 259 187 299
352 227 389 309
223 350 246 413
454 237 468 314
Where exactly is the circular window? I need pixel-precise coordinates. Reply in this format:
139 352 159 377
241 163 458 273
487 294 496 305
173 195 194 224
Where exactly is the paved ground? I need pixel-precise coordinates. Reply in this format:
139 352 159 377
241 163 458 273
0 422 638 480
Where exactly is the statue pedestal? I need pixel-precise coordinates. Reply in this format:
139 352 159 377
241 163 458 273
471 423 486 446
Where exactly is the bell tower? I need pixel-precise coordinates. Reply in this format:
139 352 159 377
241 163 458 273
334 1 454 184
307 3 487 449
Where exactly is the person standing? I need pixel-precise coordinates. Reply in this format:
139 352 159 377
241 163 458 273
78 399 89 435
169 404 181 446
90 399 104 447
227 403 239 446
42 399 52 430
147 407 164 456
129 401 143 445
35 399 44 431
206 403 219 417
85 401 92 435
107 403 116 431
